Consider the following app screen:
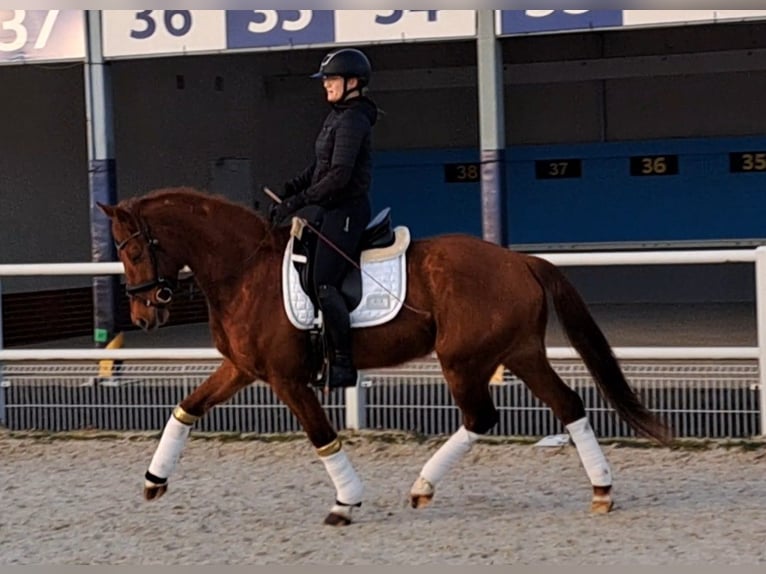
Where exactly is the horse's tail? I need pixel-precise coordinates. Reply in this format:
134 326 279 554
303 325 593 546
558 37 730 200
525 255 673 445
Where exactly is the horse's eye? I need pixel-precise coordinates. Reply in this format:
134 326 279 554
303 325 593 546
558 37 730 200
129 252 142 265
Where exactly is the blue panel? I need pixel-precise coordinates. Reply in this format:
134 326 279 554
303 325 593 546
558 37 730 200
500 10 623 35
369 137 766 247
505 136 766 246
226 10 334 49
371 149 482 240
89 159 119 342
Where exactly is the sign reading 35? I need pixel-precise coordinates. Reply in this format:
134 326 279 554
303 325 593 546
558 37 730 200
226 10 334 49
102 10 226 58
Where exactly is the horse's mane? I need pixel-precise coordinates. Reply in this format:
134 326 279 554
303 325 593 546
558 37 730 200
123 186 268 228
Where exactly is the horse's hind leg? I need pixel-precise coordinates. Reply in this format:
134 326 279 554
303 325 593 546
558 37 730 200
504 343 614 514
269 377 364 526
143 359 251 501
410 360 499 509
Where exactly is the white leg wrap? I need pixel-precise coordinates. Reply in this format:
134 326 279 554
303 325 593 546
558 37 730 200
147 415 192 483
419 425 479 487
566 417 612 487
320 449 364 506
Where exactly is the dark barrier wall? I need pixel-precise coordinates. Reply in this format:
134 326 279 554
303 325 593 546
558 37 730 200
0 64 90 292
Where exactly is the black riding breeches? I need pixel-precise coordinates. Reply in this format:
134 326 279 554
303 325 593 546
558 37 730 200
311 196 371 290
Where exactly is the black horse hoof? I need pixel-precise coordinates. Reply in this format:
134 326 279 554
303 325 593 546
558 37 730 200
144 483 167 501
323 512 352 526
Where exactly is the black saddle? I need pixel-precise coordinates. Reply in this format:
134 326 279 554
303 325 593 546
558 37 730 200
291 207 395 312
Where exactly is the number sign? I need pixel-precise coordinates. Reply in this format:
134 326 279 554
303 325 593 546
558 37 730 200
444 163 481 183
0 10 84 63
535 159 582 179
102 10 476 57
101 10 226 57
226 10 334 49
334 10 476 43
730 152 766 173
499 10 622 35
630 155 679 176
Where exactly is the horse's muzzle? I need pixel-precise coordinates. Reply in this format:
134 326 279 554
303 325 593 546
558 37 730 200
134 307 170 332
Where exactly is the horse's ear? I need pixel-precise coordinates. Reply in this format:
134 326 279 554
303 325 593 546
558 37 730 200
97 202 116 218
97 202 132 225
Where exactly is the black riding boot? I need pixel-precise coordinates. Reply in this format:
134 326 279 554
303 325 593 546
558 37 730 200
316 284 358 389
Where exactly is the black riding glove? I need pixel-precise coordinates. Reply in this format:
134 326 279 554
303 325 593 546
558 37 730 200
282 181 298 198
269 193 307 226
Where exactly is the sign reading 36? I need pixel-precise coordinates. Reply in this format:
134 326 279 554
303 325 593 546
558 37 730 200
101 10 226 58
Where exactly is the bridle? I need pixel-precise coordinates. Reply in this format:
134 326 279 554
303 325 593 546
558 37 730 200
115 222 177 308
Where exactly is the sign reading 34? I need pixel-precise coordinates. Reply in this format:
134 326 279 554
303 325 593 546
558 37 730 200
0 10 84 63
335 10 475 43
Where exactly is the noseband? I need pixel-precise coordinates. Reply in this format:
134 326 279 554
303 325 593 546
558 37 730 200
116 223 177 308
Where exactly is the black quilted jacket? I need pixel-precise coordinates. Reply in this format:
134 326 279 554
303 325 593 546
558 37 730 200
287 96 378 208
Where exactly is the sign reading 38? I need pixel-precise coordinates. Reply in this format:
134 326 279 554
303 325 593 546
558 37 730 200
101 10 226 58
0 10 84 63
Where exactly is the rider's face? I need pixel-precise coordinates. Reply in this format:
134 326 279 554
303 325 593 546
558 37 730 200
323 76 358 103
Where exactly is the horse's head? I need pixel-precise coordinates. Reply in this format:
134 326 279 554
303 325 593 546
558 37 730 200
98 201 182 331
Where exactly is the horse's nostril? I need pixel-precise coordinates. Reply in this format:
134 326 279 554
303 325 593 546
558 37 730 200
136 318 149 331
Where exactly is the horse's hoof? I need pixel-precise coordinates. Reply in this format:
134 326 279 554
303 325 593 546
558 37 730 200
590 497 614 514
409 493 434 509
591 486 613 514
409 476 435 509
144 483 168 501
324 512 352 526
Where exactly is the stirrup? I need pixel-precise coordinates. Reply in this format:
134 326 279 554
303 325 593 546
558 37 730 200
324 360 358 390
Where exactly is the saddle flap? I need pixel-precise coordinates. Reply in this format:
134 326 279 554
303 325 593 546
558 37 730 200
282 229 409 331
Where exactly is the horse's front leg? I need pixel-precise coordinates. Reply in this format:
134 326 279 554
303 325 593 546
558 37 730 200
270 377 364 526
143 359 251 501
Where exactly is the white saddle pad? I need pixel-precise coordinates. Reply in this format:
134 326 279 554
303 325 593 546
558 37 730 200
281 226 410 330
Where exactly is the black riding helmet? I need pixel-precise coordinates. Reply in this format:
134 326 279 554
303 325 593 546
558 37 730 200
311 48 372 88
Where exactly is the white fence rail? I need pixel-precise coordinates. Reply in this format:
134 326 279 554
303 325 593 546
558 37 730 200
2 247 766 435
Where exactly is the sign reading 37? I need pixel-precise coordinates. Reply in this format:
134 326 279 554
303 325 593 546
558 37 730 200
0 10 84 63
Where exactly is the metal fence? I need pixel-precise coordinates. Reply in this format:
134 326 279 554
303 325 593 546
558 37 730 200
2 248 765 439
1 358 759 439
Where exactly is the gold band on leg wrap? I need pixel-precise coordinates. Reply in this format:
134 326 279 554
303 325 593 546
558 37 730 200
316 438 342 457
172 405 199 425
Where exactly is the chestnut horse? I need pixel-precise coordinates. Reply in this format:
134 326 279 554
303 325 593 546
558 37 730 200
98 187 671 526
